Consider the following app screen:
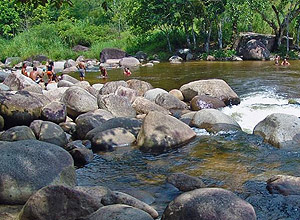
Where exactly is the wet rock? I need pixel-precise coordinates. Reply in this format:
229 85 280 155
61 74 79 84
190 95 226 110
119 57 140 67
99 80 128 95
253 113 300 148
191 109 241 133
58 79 74 87
162 188 256 220
61 86 98 118
167 173 206 192
80 204 153 220
126 79 153 96
169 89 184 101
0 91 49 127
86 117 142 140
0 140 76 204
102 191 158 219
137 111 196 152
115 86 137 103
132 97 170 115
91 127 136 152
30 120 68 147
0 126 36 141
75 109 114 140
98 94 136 118
179 79 240 105
144 88 168 102
100 48 128 63
242 39 270 60
41 101 67 124
3 71 40 91
43 87 68 102
267 175 300 196
155 93 188 110
18 185 101 220
68 142 94 166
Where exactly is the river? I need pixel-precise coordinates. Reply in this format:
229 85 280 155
73 61 300 219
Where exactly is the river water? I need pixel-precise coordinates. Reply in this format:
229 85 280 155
74 61 300 219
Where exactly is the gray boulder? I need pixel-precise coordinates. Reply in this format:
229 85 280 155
60 121 77 136
144 88 168 102
99 80 128 95
162 188 256 220
242 39 270 60
100 48 128 63
30 120 68 147
62 74 80 84
66 141 94 166
42 87 68 102
167 173 206 192
41 101 67 124
0 140 76 204
75 81 99 97
155 93 188 110
180 79 240 105
191 95 226 111
135 51 148 61
0 126 36 141
132 97 170 115
179 112 196 125
92 83 104 91
119 57 140 67
0 71 9 82
22 85 43 94
115 86 137 103
61 86 98 118
3 71 40 91
169 89 184 101
73 45 90 52
127 79 153 96
75 185 113 205
253 113 300 148
4 57 21 67
137 111 196 152
169 55 183 63
18 185 102 220
58 80 74 87
0 83 10 91
53 61 66 73
191 109 241 133
98 94 136 118
63 66 78 74
267 175 300 196
64 59 77 69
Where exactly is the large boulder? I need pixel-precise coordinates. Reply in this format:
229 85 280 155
75 109 114 140
63 66 78 74
42 87 68 102
66 141 94 166
135 51 148 62
0 71 9 82
167 173 206 192
253 113 300 148
169 55 183 64
132 97 170 115
241 39 270 60
0 140 76 205
30 120 68 147
4 57 21 67
98 94 136 118
137 111 196 152
75 81 99 97
64 59 77 69
41 101 67 124
61 86 98 118
119 57 140 67
18 185 102 220
58 80 74 88
80 204 153 220
190 95 226 111
126 79 153 96
73 45 90 52
267 175 300 196
191 109 241 133
179 79 240 105
62 74 80 84
0 91 50 127
162 188 256 220
100 48 128 63
99 80 128 95
144 88 168 102
115 86 137 103
155 93 188 110
3 71 40 91
0 126 36 141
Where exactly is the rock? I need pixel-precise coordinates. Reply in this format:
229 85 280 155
137 111 196 152
58 79 74 87
102 191 158 219
61 86 98 118
180 112 196 125
100 48 128 63
30 120 68 147
98 94 136 118
135 51 148 62
190 95 226 110
132 97 170 115
126 79 153 96
92 83 104 91
29 55 48 63
62 74 80 84
169 55 183 63
191 109 241 133
3 71 40 91
0 91 49 127
53 61 66 73
169 89 184 101
122 190 155 205
242 39 270 60
80 204 153 220
144 88 168 102
115 86 137 103
231 55 243 61
42 87 68 102
73 45 90 52
167 173 206 192
99 80 128 95
75 186 113 205
0 126 36 141
0 83 10 91
86 117 142 140
162 188 256 220
76 55 85 63
91 127 136 152
267 175 300 196
62 66 78 74
41 101 67 124
75 81 99 97
170 109 192 119
288 99 300 105
0 71 9 82
4 57 21 67
67 141 94 166
142 63 154 67
155 93 188 110
206 55 216 61
0 115 4 131
64 59 77 69
253 113 300 148
0 140 76 204
119 57 140 67
21 85 43 94
60 121 77 137
18 185 102 220
179 79 240 105
75 109 114 140
46 82 58 90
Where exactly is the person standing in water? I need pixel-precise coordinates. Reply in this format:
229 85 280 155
123 67 131 76
78 62 86 81
274 55 280 65
281 58 290 66
100 66 108 78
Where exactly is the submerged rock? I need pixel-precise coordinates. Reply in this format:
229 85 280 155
190 95 226 110
167 173 206 192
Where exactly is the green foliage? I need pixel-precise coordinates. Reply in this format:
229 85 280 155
0 0 20 38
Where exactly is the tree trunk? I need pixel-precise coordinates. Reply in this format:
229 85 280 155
296 23 300 48
286 16 289 54
231 17 238 45
184 24 191 48
204 22 212 53
217 20 223 49
165 32 172 52
192 26 197 49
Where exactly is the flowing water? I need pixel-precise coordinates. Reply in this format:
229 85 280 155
74 61 300 219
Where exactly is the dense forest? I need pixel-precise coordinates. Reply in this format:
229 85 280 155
1 0 300 61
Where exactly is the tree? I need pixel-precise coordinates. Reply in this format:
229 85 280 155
16 0 72 8
0 0 20 38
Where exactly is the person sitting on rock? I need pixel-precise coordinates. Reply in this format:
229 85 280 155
123 67 131 76
281 58 290 66
29 67 39 83
21 63 28 77
46 61 55 83
100 66 108 78
78 62 86 81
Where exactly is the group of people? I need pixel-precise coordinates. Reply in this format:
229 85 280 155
21 61 56 84
274 55 290 66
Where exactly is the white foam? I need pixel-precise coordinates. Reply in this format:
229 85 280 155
222 91 300 133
